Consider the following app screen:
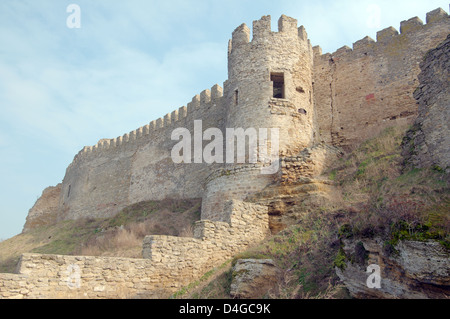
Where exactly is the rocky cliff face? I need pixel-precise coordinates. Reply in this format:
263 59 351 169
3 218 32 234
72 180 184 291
336 237 449 299
402 34 450 172
337 36 450 299
22 184 61 233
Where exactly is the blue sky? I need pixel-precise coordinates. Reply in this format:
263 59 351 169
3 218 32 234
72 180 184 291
0 0 448 240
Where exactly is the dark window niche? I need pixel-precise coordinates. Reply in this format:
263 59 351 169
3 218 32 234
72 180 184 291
271 73 285 99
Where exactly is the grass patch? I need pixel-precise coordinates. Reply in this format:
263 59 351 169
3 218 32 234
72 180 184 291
0 199 201 272
333 248 347 270
171 260 233 299
231 208 346 298
328 124 449 254
171 205 348 299
76 198 201 257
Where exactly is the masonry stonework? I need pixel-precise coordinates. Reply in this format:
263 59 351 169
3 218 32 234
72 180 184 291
1 200 268 299
314 8 449 151
35 10 449 226
3 8 449 298
402 34 450 171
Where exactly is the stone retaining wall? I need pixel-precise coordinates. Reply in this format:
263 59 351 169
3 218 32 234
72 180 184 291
0 200 268 299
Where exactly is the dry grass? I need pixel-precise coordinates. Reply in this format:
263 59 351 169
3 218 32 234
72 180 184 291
78 227 142 258
0 199 201 272
179 223 195 238
0 232 39 273
329 125 408 207
171 260 234 299
222 207 348 299
327 124 450 247
269 269 345 299
76 199 201 258
178 124 449 299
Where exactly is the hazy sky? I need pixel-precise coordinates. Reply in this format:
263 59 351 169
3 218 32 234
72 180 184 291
0 0 448 240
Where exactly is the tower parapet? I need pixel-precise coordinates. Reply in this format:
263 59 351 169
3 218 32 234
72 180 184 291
201 15 316 221
16 9 450 299
226 15 315 158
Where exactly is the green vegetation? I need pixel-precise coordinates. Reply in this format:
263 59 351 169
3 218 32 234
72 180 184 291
333 248 347 270
180 124 448 299
170 260 233 299
0 199 201 273
1 124 448 299
176 207 348 299
328 170 337 181
331 124 449 260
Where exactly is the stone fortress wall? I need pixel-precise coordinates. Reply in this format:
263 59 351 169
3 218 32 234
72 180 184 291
5 8 449 299
313 8 449 151
1 200 268 299
23 9 449 229
23 14 321 228
402 33 450 171
55 83 226 223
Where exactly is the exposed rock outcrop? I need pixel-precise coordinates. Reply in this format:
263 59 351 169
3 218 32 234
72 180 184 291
230 259 280 299
402 34 450 172
247 143 344 234
334 34 450 300
22 184 62 233
336 237 449 298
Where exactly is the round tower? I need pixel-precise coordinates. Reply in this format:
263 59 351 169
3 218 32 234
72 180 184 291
200 15 316 222
225 15 315 157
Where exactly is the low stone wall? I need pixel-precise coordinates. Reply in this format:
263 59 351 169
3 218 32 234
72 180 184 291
201 166 275 222
0 273 29 299
0 200 269 299
0 254 168 299
143 200 270 280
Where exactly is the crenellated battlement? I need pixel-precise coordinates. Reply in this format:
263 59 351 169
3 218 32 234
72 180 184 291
230 23 250 52
400 16 423 34
229 15 310 54
313 7 449 60
252 15 271 40
352 36 376 53
67 83 225 169
426 7 448 23
278 14 298 35
313 6 449 151
15 7 450 299
64 8 449 178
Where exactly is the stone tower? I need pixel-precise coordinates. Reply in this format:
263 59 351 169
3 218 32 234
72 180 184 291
225 14 315 155
201 15 316 221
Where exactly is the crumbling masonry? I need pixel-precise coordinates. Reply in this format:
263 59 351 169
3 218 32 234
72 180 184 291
1 8 449 298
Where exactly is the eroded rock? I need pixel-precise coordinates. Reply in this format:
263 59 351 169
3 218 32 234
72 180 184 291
336 238 450 299
230 259 280 299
